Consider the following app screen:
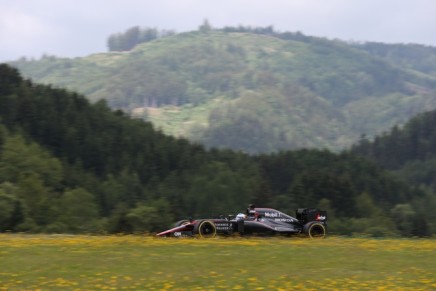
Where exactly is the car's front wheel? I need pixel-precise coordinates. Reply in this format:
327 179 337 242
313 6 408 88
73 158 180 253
194 220 217 238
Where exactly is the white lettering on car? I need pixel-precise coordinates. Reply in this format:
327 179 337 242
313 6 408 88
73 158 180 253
264 212 280 218
274 218 293 222
215 223 232 231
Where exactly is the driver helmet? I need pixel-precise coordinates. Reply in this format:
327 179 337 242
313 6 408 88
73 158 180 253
236 213 246 220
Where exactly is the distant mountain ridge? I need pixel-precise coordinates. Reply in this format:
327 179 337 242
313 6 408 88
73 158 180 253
9 28 436 153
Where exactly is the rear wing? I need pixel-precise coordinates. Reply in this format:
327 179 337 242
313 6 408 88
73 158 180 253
296 208 327 224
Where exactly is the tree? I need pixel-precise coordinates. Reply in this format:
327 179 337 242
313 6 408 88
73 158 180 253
0 135 63 189
0 124 7 151
16 173 56 228
0 64 22 95
59 188 99 233
198 19 212 32
126 199 173 233
355 192 382 218
0 191 24 231
183 161 258 217
107 27 175 52
390 204 415 236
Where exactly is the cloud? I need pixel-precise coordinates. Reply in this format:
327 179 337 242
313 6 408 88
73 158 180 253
0 3 64 60
0 8 58 47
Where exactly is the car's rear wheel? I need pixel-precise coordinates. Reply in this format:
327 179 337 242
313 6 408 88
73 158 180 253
194 220 217 238
303 222 326 238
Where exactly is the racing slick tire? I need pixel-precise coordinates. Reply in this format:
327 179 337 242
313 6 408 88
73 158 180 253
194 220 217 238
303 221 326 239
174 220 190 227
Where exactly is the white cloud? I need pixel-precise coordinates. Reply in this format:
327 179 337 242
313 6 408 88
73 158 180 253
0 4 63 60
1 11 52 40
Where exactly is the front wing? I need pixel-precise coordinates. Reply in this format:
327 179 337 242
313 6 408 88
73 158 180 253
156 223 195 237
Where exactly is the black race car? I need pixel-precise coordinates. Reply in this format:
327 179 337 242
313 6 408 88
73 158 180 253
157 206 327 238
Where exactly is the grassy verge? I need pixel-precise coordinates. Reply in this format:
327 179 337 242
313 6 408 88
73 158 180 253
0 234 435 290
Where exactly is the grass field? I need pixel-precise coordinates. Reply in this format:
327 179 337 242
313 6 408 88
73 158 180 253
0 234 435 290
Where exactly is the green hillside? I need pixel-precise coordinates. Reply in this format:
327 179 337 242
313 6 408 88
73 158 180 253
9 28 436 153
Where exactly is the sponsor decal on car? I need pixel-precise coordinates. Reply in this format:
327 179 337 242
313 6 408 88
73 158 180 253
274 218 294 223
215 223 232 231
264 212 280 218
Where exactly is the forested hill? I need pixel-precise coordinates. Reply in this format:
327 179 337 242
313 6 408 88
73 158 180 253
351 109 436 192
350 108 436 234
9 27 436 153
1 64 433 236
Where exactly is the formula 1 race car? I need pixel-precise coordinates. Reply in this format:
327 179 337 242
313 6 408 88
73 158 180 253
157 206 327 238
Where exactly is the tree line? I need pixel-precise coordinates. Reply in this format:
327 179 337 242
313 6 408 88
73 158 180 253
105 22 305 53
0 64 433 236
107 26 176 52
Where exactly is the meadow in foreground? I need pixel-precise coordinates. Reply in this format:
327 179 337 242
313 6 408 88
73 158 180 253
0 234 435 290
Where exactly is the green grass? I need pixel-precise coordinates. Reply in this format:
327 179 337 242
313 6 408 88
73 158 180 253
143 98 226 137
0 234 435 290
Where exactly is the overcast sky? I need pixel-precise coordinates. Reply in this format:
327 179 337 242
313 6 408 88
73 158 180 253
1 0 435 62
